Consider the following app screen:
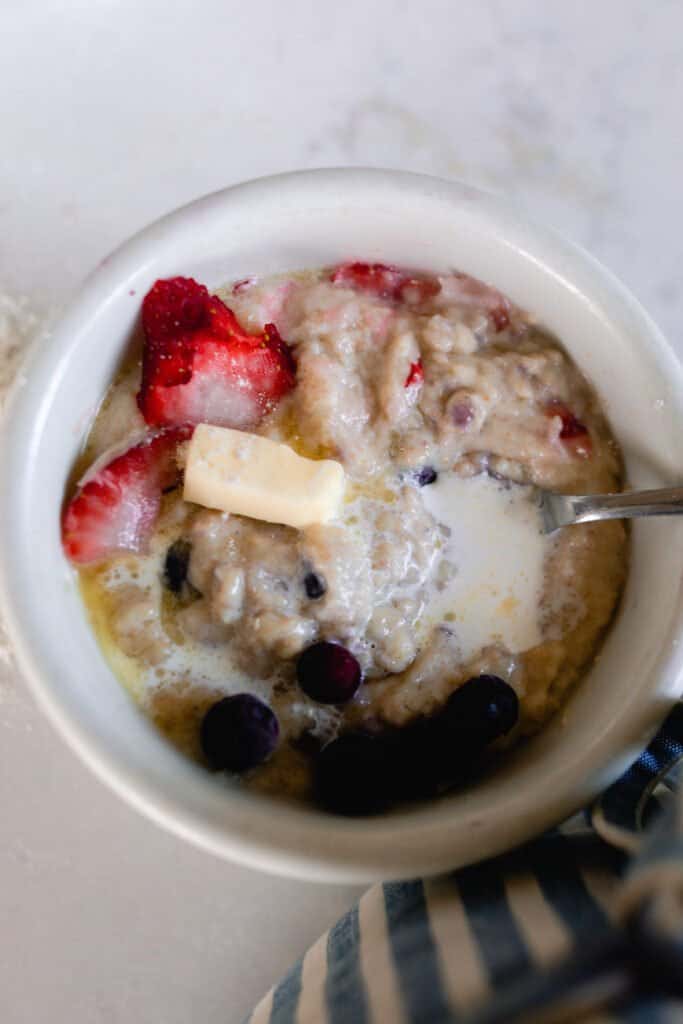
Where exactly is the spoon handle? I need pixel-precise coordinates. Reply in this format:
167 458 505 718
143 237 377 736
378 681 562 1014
570 486 683 525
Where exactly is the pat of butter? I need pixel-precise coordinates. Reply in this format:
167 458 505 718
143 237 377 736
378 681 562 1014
183 424 345 528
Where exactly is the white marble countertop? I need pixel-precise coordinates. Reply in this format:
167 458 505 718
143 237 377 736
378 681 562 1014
1 2 681 1021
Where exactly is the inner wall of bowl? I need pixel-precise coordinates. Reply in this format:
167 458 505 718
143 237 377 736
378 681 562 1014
9 173 683 877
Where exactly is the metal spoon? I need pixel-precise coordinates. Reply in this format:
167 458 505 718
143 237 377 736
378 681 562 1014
537 486 683 534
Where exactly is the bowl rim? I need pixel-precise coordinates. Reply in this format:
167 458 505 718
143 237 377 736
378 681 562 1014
2 167 683 883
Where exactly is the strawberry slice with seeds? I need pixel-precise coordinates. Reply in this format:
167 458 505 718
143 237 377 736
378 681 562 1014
137 277 296 429
330 262 441 304
62 425 193 564
142 276 211 342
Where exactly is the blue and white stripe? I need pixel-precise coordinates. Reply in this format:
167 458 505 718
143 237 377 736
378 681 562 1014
247 705 683 1024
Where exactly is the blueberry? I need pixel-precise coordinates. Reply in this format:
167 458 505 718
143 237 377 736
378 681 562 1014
303 571 327 600
416 466 438 486
315 732 392 814
163 539 191 593
200 694 279 772
385 720 444 799
296 642 362 704
441 675 519 747
389 676 519 797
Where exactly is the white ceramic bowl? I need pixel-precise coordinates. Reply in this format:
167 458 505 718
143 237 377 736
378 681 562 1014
2 169 682 882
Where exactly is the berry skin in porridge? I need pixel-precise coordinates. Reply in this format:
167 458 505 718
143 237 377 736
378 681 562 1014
63 263 628 814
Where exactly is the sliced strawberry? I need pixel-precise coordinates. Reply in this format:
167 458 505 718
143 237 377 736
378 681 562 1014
545 401 592 458
330 262 441 304
137 277 296 429
331 262 404 299
62 425 192 565
545 400 589 439
142 277 211 341
139 327 295 430
396 275 441 304
443 272 511 332
404 360 424 388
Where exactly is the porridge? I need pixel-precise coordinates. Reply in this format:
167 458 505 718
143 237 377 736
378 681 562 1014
62 263 628 813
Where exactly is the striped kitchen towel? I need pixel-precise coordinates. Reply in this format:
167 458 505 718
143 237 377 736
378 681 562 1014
247 704 683 1023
